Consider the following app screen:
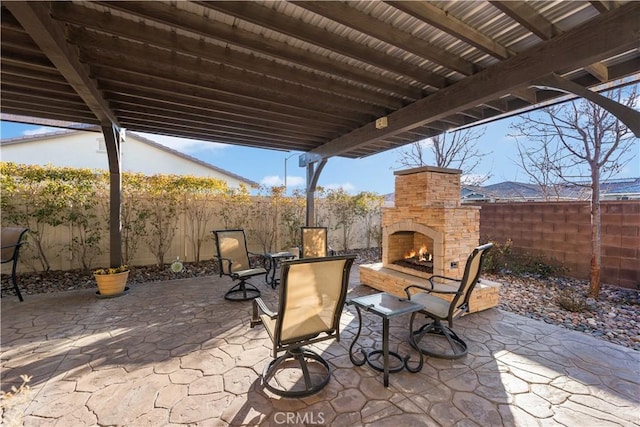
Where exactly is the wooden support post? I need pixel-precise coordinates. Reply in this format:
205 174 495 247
305 159 327 227
103 125 123 268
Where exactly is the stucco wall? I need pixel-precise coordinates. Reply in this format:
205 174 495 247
2 197 379 273
4 185 636 289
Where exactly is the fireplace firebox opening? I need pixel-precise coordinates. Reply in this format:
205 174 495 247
386 230 439 277
393 244 434 274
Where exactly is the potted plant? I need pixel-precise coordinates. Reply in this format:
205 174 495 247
93 265 129 296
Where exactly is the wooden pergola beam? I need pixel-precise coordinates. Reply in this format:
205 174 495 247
293 1 476 75
532 73 640 137
5 2 117 126
200 1 447 88
5 2 125 268
308 3 640 160
66 25 406 109
490 1 558 40
387 1 513 60
94 1 426 98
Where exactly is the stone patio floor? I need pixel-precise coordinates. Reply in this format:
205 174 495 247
1 267 639 426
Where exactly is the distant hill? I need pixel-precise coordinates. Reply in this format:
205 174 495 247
383 178 640 204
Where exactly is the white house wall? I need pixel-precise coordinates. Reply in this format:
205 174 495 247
1 132 106 169
0 131 248 188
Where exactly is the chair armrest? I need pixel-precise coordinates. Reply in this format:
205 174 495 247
428 275 463 295
429 274 460 283
405 282 461 297
404 283 434 298
251 297 277 328
255 297 276 318
1 243 22 263
1 243 21 250
425 289 461 295
214 256 233 276
248 251 268 268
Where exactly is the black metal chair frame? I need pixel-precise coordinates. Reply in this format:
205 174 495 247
405 243 493 359
1 227 29 302
251 254 356 397
212 229 267 301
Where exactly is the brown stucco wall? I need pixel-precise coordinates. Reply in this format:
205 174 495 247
474 201 640 289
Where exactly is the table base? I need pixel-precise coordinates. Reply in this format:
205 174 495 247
348 298 423 387
264 252 296 289
364 350 405 373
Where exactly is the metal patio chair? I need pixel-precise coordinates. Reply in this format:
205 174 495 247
251 254 356 397
300 226 333 258
405 243 493 359
1 227 29 302
212 229 267 301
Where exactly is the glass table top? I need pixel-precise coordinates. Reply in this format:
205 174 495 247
347 292 423 318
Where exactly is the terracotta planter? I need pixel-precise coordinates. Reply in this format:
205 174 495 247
94 271 129 296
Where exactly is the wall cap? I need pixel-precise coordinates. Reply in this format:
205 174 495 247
394 166 462 176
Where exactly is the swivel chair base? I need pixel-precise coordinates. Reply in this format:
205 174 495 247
224 281 260 301
262 347 331 397
410 314 468 359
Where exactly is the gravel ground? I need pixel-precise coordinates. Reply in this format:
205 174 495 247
2 248 638 350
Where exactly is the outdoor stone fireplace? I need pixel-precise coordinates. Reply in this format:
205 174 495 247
360 166 500 313
383 166 480 279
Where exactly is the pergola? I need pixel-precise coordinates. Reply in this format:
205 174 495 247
2 1 639 267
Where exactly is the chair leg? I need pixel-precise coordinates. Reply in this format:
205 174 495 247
262 347 331 397
225 279 260 301
250 300 262 328
11 264 24 302
409 313 468 359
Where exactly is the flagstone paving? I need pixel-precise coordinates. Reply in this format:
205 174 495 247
1 268 638 426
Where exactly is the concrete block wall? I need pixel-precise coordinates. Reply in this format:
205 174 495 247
476 201 640 289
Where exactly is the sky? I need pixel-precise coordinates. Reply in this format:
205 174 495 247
1 104 638 196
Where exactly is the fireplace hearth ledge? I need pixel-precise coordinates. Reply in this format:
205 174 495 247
359 263 501 313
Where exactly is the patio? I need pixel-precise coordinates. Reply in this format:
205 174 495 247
1 268 638 426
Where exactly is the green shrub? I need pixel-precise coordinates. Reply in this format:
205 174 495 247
556 288 587 312
481 238 566 278
481 238 512 274
510 253 566 278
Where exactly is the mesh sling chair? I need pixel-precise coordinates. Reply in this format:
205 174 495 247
212 229 267 301
251 254 356 397
300 226 332 258
405 243 493 359
1 227 29 302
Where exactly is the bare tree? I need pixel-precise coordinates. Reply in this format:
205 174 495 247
512 136 569 200
396 127 489 184
511 86 638 298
